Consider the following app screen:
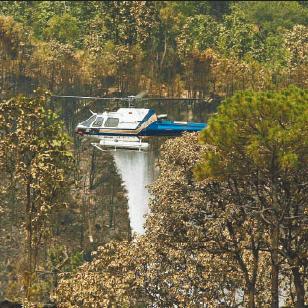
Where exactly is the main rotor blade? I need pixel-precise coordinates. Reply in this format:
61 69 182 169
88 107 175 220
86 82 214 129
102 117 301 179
142 97 210 101
51 95 127 100
52 95 214 102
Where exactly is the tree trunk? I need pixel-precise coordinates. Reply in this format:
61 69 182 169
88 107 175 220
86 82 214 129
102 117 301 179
292 267 305 308
247 284 256 308
248 245 259 308
271 224 280 308
26 179 33 299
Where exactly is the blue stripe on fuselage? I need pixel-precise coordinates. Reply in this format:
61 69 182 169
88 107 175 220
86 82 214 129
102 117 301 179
139 121 207 136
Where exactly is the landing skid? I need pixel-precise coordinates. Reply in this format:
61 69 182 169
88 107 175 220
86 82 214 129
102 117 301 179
91 143 148 152
91 136 149 152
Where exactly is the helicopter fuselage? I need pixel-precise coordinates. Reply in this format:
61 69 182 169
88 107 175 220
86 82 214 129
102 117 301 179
76 108 206 137
75 108 206 150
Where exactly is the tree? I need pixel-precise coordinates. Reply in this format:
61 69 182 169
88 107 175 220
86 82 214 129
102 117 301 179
177 15 220 57
217 5 263 61
196 86 308 308
0 90 73 300
30 40 80 93
44 13 79 45
236 1 308 34
53 241 145 307
0 16 33 95
142 133 273 307
284 25 308 88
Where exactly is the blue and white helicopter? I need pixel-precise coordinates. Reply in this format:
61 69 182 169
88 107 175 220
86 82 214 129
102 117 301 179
53 93 208 151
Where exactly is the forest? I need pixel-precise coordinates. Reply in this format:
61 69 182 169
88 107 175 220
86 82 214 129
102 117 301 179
0 1 307 307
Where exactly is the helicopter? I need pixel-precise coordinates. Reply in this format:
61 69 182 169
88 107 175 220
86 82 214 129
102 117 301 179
52 92 210 151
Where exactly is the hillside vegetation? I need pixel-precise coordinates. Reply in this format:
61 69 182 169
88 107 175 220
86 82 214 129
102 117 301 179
0 1 307 97
0 2 307 307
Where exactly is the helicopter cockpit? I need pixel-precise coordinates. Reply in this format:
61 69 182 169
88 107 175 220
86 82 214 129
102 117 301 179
77 108 152 132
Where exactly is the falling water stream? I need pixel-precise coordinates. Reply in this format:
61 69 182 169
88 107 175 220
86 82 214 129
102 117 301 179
112 149 157 234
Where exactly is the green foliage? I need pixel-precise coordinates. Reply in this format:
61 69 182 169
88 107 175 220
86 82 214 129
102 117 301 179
0 1 34 25
45 13 79 44
170 1 211 17
261 34 288 66
48 245 84 273
218 7 262 60
196 86 308 179
237 1 308 33
177 14 221 57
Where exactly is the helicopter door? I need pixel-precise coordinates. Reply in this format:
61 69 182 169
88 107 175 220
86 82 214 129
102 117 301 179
89 116 104 134
92 116 104 128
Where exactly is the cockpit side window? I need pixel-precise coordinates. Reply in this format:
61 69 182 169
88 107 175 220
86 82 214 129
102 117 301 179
92 117 104 127
80 115 96 127
104 117 119 127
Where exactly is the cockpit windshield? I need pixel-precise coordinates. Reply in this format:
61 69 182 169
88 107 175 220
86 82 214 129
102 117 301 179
80 115 96 127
